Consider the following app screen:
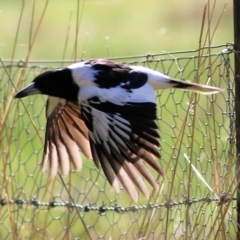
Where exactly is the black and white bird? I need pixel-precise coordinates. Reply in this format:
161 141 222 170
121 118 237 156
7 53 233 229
15 59 221 201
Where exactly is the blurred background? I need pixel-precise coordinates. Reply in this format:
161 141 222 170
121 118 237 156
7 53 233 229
0 0 233 60
0 1 236 239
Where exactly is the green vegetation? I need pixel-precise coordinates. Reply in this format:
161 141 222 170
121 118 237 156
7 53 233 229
0 1 235 239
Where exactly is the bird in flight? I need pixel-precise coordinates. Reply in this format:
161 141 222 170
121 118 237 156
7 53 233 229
15 59 222 201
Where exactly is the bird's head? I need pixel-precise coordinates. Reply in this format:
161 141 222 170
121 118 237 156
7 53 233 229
15 68 79 102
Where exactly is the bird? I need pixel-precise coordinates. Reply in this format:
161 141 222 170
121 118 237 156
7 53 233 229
15 59 222 201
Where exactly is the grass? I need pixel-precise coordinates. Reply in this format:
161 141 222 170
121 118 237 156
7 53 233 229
0 0 236 239
0 1 233 59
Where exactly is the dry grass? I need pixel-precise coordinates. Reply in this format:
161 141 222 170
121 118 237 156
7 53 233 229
0 0 236 239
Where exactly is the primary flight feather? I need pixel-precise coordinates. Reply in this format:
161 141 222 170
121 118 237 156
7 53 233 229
15 59 222 201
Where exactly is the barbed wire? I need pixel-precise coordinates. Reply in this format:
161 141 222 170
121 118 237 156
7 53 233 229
0 42 234 68
0 195 236 216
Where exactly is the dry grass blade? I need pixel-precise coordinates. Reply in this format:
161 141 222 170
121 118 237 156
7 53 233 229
184 154 218 197
62 10 73 65
73 0 86 62
196 1 230 238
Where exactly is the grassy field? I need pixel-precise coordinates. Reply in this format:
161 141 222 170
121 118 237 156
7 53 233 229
0 1 236 239
0 0 233 59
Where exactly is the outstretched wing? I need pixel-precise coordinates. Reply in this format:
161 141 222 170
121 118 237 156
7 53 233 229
42 96 91 177
43 61 164 201
79 61 164 201
81 99 164 201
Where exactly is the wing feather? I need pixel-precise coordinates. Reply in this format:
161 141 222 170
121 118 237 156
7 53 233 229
56 117 82 170
42 97 91 176
81 95 163 201
132 160 159 190
102 148 139 202
111 148 149 198
52 122 70 175
92 141 120 192
89 139 100 168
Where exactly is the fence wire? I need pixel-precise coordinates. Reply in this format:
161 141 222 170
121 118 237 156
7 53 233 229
0 43 236 239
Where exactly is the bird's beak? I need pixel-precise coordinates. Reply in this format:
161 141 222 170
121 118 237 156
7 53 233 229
15 82 41 98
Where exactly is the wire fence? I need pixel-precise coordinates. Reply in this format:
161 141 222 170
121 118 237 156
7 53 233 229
0 43 236 239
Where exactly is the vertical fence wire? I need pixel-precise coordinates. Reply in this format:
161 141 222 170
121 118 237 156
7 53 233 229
233 0 240 239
